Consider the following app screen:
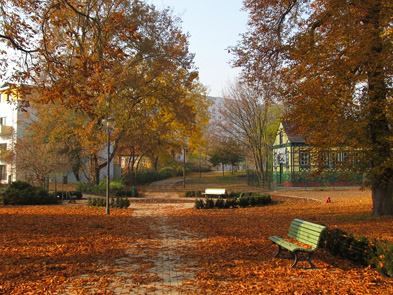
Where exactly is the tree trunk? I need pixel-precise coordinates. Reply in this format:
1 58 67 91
154 156 159 171
366 1 393 215
94 155 100 185
372 182 393 215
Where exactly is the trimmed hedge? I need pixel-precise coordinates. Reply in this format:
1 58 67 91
53 191 83 199
115 187 139 198
185 191 203 198
122 167 183 186
87 196 130 209
77 179 125 195
320 227 393 277
195 193 271 209
186 191 247 199
2 181 58 205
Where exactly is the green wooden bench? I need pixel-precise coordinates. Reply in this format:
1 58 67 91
202 188 226 197
269 219 326 268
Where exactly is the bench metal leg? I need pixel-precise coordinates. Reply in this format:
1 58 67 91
274 245 295 259
273 245 282 258
291 251 317 269
307 252 317 269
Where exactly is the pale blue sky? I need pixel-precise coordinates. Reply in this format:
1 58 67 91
147 0 248 97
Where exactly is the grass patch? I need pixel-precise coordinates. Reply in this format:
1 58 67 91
186 172 246 185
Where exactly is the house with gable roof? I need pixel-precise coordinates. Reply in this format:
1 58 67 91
272 121 362 187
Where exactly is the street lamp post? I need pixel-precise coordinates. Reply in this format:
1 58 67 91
102 118 115 215
183 146 186 188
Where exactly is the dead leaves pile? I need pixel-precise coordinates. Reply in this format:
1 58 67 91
1 192 393 294
167 194 393 294
0 206 157 294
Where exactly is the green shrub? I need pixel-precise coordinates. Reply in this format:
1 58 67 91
185 191 194 197
320 227 393 277
205 198 215 209
77 180 125 195
77 182 102 195
122 165 186 186
194 194 271 209
115 187 139 198
228 191 242 198
237 193 271 207
226 198 238 208
215 198 225 209
3 181 58 205
371 239 393 277
88 196 130 208
185 191 203 198
109 179 125 192
112 197 130 208
194 199 204 209
238 196 250 207
53 191 83 199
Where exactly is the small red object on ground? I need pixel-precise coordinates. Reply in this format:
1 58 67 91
325 196 331 203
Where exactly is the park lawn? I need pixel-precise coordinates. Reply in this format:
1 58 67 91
185 172 247 185
167 193 393 294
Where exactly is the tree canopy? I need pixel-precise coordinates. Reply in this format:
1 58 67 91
233 0 393 215
1 0 209 183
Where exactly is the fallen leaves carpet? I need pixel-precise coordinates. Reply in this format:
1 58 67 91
1 190 393 294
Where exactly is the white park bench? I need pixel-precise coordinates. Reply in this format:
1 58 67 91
202 188 226 197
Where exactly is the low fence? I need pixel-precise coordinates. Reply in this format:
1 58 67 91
247 170 363 190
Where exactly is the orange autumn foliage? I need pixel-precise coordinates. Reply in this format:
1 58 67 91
1 192 393 294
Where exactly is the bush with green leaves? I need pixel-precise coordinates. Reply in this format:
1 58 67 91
194 199 204 209
371 239 393 277
77 179 125 195
195 193 271 209
2 181 58 205
88 196 130 208
115 187 139 198
228 191 242 198
122 166 184 186
185 191 203 198
53 191 83 199
237 193 271 207
320 227 393 277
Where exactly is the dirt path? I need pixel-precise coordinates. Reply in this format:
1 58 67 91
116 180 198 294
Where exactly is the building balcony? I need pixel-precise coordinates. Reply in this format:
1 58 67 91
0 125 12 136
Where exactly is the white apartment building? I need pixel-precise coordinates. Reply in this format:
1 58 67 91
207 96 225 125
0 83 30 184
0 83 120 185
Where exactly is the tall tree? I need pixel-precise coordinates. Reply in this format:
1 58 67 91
1 0 207 184
234 0 393 215
220 80 280 184
209 139 245 176
12 102 74 186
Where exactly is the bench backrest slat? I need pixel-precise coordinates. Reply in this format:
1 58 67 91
287 219 326 249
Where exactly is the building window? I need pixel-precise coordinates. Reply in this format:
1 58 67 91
323 154 329 168
0 117 6 125
279 132 283 145
342 151 351 167
300 151 310 167
0 165 6 181
330 152 340 169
